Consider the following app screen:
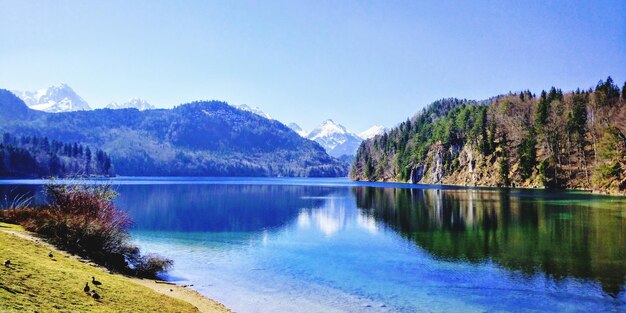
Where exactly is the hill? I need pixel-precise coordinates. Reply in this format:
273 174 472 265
351 77 626 193
0 90 347 177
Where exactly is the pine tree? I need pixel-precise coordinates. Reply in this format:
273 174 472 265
85 147 92 174
536 90 549 127
519 127 537 180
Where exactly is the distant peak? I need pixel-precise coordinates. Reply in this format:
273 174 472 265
106 97 154 110
287 123 308 137
288 122 302 130
14 83 91 113
359 125 388 139
231 103 272 120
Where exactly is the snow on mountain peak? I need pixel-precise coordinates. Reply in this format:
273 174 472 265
232 104 273 120
306 119 363 157
106 97 155 110
12 83 91 113
309 119 359 140
287 123 309 137
359 125 388 139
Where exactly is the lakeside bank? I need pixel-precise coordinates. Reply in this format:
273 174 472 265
0 222 230 313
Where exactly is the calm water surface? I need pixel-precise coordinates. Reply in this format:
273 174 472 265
1 177 625 312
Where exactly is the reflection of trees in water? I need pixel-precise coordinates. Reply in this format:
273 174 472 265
116 184 336 232
353 187 626 296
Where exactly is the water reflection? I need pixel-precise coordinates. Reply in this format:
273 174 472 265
114 184 336 232
353 187 626 296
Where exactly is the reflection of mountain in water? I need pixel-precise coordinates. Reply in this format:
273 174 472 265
352 186 626 296
115 184 335 232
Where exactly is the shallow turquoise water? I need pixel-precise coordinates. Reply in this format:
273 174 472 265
1 177 625 312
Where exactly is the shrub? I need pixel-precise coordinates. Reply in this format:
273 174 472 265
131 253 174 278
1 182 173 278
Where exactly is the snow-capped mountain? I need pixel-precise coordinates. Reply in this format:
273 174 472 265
233 104 272 119
12 83 91 113
288 123 308 137
106 97 155 110
306 119 363 157
358 125 388 139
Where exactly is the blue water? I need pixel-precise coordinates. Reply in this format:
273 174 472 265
1 177 625 312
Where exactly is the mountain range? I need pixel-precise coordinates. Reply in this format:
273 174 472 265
11 83 387 159
0 89 348 177
12 84 280 118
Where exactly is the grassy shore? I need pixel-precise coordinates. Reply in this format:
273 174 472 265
0 222 229 312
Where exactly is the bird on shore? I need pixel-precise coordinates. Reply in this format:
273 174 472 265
48 251 53 258
92 276 102 286
84 282 90 293
3 259 10 267
91 290 101 300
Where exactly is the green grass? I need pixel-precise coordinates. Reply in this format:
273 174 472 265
0 222 199 312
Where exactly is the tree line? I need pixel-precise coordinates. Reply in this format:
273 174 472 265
0 133 113 177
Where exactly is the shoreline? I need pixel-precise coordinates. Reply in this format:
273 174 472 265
351 177 626 196
130 278 231 313
0 223 231 313
2 175 623 196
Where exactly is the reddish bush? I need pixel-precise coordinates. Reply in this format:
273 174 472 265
1 182 172 278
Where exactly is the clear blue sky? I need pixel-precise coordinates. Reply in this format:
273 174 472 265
1 0 624 131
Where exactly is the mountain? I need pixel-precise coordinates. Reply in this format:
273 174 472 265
232 104 272 119
306 119 363 158
358 125 388 139
12 83 91 113
351 77 626 194
0 90 348 177
106 97 155 110
287 123 308 137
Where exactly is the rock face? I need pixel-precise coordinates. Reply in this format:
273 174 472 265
409 143 498 187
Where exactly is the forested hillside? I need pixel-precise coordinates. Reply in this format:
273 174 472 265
0 90 347 177
0 133 112 177
352 77 626 193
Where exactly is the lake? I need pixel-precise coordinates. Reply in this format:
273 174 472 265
1 177 625 312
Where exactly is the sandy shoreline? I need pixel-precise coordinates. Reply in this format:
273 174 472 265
1 226 231 313
130 278 232 313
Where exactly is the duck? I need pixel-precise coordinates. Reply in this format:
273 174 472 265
3 259 10 267
92 276 102 286
84 282 90 293
91 290 101 300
